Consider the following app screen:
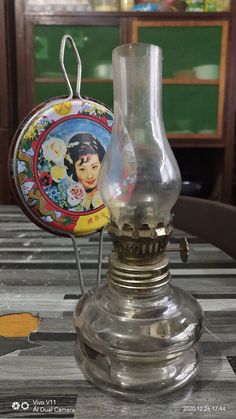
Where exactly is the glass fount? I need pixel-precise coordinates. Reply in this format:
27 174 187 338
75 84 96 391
74 43 204 399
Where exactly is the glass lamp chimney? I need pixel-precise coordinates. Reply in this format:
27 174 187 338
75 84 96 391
98 43 181 228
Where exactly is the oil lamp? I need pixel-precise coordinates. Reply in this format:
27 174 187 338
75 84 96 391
74 43 204 398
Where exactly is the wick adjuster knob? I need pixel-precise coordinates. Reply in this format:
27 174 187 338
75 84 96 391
166 237 189 263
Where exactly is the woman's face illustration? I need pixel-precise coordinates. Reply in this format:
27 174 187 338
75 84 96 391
75 154 101 191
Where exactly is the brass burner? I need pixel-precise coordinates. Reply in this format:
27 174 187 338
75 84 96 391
107 221 173 264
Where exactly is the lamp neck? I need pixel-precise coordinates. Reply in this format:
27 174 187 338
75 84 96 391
107 252 171 292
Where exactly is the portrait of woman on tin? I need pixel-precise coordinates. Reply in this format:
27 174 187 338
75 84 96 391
64 133 105 211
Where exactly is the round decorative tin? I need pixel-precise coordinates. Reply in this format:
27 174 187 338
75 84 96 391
12 96 113 236
11 34 113 237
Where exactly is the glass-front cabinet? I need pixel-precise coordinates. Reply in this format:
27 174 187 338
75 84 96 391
131 20 228 139
32 17 229 142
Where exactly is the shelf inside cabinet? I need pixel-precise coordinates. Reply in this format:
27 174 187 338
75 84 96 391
170 139 225 148
35 77 219 85
167 133 221 139
163 78 219 84
35 77 112 83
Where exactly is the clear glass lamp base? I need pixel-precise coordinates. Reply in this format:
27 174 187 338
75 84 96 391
74 282 204 399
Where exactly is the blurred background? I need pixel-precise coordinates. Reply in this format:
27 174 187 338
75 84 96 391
1 0 236 206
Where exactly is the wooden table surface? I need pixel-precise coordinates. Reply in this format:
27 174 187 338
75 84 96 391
0 205 236 419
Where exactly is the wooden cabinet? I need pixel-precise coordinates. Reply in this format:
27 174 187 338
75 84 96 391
13 0 236 203
0 0 17 204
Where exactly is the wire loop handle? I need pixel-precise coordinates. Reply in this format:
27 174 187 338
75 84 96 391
60 34 82 100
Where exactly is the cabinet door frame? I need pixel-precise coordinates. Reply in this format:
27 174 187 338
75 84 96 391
131 19 229 142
